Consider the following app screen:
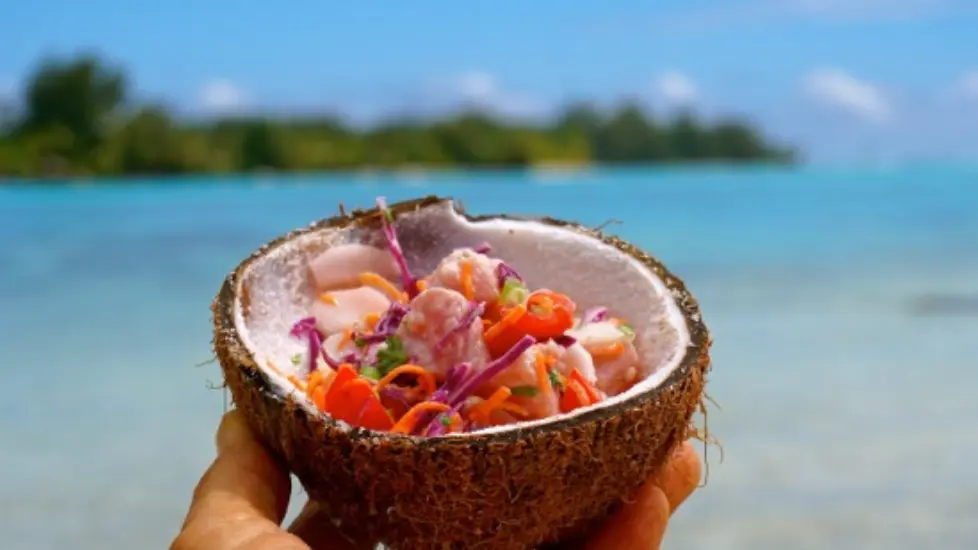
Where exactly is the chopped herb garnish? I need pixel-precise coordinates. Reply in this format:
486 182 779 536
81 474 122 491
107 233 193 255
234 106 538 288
374 336 409 376
500 278 528 306
361 366 382 380
547 369 564 389
510 385 540 397
286 195 645 437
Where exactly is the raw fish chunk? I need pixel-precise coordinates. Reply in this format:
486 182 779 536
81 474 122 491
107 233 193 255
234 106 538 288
569 321 641 395
425 248 502 304
312 286 391 336
395 287 490 379
308 243 400 291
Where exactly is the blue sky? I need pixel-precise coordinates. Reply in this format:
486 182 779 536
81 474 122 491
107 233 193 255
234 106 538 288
3 0 978 163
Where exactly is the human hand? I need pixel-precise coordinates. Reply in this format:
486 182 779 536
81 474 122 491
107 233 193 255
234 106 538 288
170 410 701 550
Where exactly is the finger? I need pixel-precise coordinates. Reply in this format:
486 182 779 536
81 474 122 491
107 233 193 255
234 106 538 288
172 410 305 550
190 409 292 524
288 500 376 550
583 482 671 550
652 441 702 514
543 441 703 550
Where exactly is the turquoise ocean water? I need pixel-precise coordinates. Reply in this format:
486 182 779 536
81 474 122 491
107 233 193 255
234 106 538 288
2 165 977 549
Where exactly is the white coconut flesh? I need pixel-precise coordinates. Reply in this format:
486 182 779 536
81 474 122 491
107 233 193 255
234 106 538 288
232 199 692 437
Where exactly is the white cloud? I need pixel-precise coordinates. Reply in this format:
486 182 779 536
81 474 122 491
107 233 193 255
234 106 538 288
198 79 247 113
429 70 542 118
455 71 497 102
803 68 891 122
655 72 698 104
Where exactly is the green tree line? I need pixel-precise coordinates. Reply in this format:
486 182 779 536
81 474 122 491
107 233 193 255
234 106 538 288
0 54 796 178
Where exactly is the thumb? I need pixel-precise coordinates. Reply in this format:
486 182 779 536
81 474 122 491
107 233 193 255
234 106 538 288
171 410 307 550
584 482 672 550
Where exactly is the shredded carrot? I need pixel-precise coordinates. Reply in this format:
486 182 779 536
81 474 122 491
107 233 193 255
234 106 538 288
485 386 512 409
390 402 451 434
483 401 531 426
590 341 625 359
266 360 282 376
266 360 304 390
415 279 429 293
533 351 556 402
482 319 492 329
338 328 354 350
497 402 530 418
448 413 464 433
483 304 527 342
306 370 325 398
363 312 381 328
469 387 512 424
459 260 475 300
287 375 306 391
311 385 327 411
374 364 437 396
358 271 408 303
318 292 337 305
320 367 337 390
570 368 602 403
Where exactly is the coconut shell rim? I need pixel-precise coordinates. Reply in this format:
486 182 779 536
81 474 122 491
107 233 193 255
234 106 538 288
212 194 711 449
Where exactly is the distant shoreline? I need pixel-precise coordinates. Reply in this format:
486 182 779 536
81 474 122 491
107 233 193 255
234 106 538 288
0 159 817 186
0 54 796 180
7 158 978 187
0 143 796 182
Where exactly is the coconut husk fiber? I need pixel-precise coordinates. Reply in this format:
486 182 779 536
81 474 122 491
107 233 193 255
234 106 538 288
211 195 712 550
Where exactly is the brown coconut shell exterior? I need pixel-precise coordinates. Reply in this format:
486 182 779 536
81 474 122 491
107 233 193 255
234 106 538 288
211 195 712 550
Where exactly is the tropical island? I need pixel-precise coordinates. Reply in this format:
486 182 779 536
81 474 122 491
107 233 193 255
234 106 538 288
0 54 797 179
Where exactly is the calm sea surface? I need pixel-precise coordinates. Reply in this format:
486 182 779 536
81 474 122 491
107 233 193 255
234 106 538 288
2 165 977 550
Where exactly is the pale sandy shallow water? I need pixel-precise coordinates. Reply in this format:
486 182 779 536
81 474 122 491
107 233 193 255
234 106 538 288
2 166 977 549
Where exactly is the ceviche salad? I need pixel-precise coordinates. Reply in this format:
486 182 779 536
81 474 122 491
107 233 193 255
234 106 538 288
268 198 644 437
